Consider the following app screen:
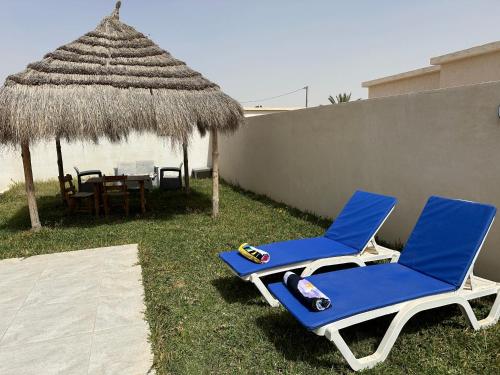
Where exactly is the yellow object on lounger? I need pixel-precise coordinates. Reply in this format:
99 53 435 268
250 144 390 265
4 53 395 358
238 243 270 264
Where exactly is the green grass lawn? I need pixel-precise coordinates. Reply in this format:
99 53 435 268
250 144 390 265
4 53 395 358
0 179 498 374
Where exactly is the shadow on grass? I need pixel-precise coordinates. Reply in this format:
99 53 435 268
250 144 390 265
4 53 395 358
256 299 488 371
223 181 332 230
256 310 356 371
0 187 212 233
211 276 262 305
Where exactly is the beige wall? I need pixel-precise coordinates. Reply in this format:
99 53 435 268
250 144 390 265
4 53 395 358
368 71 440 98
0 132 211 193
220 80 500 282
366 44 500 98
439 50 500 88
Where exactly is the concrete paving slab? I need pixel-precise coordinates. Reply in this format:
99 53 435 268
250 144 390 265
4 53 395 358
1 301 96 347
0 307 18 339
88 322 153 375
95 294 145 332
24 276 101 307
0 244 153 374
0 334 92 375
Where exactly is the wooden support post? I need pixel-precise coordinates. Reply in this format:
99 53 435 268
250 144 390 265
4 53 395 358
182 142 190 194
55 138 65 204
21 141 42 231
211 130 219 218
56 138 64 180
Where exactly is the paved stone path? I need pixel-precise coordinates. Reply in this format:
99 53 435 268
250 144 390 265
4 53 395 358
0 244 154 375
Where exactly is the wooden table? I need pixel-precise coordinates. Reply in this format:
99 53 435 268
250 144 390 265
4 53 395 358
87 175 149 217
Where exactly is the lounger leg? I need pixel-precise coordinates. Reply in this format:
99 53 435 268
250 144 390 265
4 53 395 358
484 291 500 327
325 309 423 370
326 330 370 371
458 290 500 329
324 295 495 371
325 315 406 371
301 256 366 278
249 273 280 307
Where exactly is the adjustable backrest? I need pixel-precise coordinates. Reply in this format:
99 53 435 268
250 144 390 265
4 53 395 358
324 191 397 251
135 160 155 175
116 162 136 176
399 196 496 288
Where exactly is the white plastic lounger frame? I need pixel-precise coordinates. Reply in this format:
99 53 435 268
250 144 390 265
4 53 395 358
239 208 399 307
318 276 499 371
311 220 500 372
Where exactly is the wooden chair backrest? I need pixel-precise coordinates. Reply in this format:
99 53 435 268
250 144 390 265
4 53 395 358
103 175 128 193
59 174 76 202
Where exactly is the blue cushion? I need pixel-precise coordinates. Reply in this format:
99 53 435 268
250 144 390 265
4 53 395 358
399 196 496 288
325 191 397 250
268 263 455 330
219 190 397 278
219 237 357 277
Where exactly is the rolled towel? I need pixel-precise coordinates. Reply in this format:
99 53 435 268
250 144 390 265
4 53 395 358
238 243 270 264
283 272 331 312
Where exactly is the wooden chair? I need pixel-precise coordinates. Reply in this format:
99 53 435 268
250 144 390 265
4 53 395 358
74 167 102 192
102 175 130 217
159 163 183 191
59 174 94 214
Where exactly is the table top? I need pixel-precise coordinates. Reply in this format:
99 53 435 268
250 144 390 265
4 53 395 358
87 175 150 183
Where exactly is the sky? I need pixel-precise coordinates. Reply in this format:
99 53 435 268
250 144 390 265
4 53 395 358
1 0 500 107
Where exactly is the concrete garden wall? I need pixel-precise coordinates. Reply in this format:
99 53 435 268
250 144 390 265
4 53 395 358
220 80 500 281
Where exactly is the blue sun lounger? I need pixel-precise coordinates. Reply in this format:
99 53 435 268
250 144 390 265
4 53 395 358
268 196 500 371
219 191 399 306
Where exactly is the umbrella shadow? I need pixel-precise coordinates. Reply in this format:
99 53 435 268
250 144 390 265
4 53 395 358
0 187 212 232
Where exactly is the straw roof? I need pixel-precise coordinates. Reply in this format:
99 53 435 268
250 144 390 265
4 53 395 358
0 1 244 145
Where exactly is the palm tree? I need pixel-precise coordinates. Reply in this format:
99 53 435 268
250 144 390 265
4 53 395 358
328 92 352 104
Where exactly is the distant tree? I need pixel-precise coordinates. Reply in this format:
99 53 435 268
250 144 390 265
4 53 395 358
328 92 352 104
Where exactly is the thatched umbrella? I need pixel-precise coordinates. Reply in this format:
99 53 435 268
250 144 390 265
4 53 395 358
0 1 243 229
